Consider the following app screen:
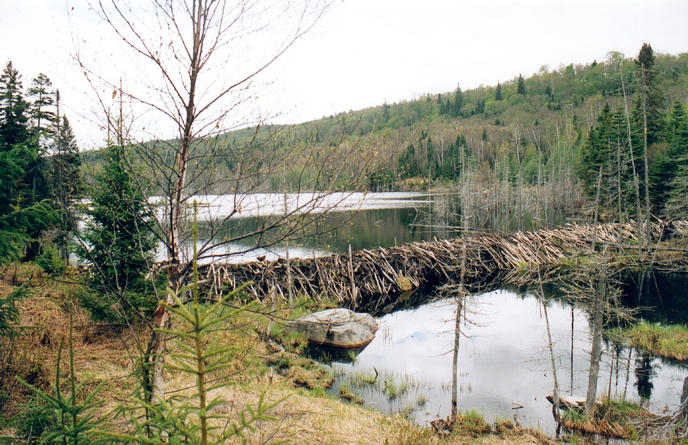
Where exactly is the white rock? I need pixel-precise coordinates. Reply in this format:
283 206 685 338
286 308 378 348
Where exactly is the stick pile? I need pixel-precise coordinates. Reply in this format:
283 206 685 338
200 221 687 313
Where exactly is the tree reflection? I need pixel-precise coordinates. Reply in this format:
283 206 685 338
634 352 655 405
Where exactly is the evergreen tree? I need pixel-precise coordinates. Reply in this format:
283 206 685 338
580 103 614 193
634 43 665 145
438 134 465 179
382 102 390 123
78 144 156 297
667 101 688 149
578 103 638 216
0 62 50 203
398 143 419 177
665 159 688 219
0 144 57 262
545 85 553 99
452 84 463 117
653 102 688 215
0 61 29 151
517 74 526 95
52 116 82 256
27 73 57 139
0 61 55 260
495 82 503 101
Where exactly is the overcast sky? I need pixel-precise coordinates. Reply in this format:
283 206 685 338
1 0 687 149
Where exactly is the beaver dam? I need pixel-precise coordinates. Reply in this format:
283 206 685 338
200 221 688 313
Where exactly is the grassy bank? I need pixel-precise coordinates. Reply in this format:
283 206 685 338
610 321 688 361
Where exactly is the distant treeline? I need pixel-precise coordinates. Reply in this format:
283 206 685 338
79 45 688 230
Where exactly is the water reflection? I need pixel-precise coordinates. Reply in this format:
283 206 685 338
324 290 688 436
634 353 656 405
620 272 688 324
192 196 456 261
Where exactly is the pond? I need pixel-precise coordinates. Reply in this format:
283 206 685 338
177 191 687 436
173 191 457 262
164 189 572 262
321 286 688 436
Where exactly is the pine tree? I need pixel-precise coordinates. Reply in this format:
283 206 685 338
659 102 688 217
495 82 503 101
398 143 418 177
580 103 614 195
517 74 526 95
667 101 688 150
452 84 463 117
382 102 390 123
0 61 55 261
634 43 665 145
0 61 30 151
0 143 57 262
78 144 156 298
53 116 81 226
1 62 50 202
632 43 663 250
27 73 57 139
52 116 82 257
666 160 688 219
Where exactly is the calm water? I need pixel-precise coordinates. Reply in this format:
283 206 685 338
183 192 457 262
323 288 688 435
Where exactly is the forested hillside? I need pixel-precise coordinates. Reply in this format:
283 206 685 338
81 44 688 231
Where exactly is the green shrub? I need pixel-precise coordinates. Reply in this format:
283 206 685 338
73 283 157 323
34 244 66 276
12 396 58 444
72 286 119 322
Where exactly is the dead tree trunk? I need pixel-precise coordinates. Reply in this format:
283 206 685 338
585 262 607 416
585 166 606 416
620 65 644 248
680 376 688 422
639 65 653 254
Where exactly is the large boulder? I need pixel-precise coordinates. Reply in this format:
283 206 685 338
286 308 378 349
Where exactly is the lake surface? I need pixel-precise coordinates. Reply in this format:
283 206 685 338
176 191 457 262
323 288 688 436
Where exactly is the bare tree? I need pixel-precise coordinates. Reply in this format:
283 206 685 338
619 59 645 248
76 0 373 406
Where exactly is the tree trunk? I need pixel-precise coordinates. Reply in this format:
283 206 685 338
585 167 606 416
680 376 688 422
585 263 607 416
148 1 204 405
450 294 462 418
620 65 644 248
640 66 653 253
